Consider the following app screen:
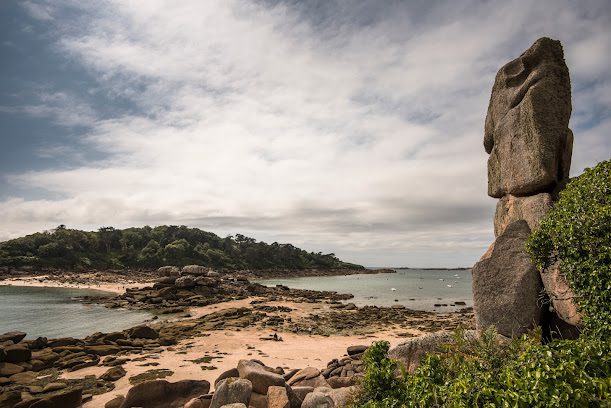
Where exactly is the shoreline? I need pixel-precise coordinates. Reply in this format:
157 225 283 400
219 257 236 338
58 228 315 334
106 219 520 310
0 275 149 295
0 271 474 408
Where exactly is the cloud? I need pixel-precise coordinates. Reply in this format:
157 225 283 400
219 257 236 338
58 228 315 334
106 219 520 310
0 91 97 128
20 1 56 21
1 0 610 266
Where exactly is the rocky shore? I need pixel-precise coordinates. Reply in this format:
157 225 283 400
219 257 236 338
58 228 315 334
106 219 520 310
0 265 473 407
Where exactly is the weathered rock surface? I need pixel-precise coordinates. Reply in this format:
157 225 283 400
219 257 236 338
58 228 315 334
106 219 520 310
484 37 572 198
494 193 552 237
105 395 125 408
4 344 31 363
314 386 357 407
541 261 581 326
267 386 290 408
100 365 127 382
128 325 159 340
120 379 210 408
184 397 206 408
28 387 83 408
286 367 328 388
0 331 27 344
210 378 252 408
301 391 334 408
0 362 25 376
472 221 543 337
390 331 471 373
237 359 285 395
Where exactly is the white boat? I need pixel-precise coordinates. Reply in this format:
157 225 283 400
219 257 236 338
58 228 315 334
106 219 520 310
391 288 397 291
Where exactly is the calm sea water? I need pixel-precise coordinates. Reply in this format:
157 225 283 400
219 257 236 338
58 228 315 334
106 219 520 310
257 268 473 312
0 286 151 339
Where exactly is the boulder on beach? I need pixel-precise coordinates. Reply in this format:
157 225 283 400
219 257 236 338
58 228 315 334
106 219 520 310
128 325 159 340
100 365 127 382
27 387 83 408
209 378 252 408
237 359 286 395
301 391 334 408
0 331 27 344
3 344 31 363
181 265 209 276
0 362 24 377
215 368 240 386
158 266 180 277
286 367 328 388
120 379 210 408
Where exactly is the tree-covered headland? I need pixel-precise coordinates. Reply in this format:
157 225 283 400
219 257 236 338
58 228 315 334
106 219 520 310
0 225 363 271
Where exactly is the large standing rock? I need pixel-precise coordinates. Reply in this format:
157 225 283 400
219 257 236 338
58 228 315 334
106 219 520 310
484 37 572 198
541 261 581 326
494 193 553 237
120 379 210 408
209 378 252 408
472 220 543 337
237 360 286 395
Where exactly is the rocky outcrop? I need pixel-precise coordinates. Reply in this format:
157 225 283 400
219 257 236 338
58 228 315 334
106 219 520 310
474 37 580 337
472 221 543 336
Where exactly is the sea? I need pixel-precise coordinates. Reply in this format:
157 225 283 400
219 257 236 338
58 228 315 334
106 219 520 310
0 285 151 339
256 268 473 312
0 269 471 338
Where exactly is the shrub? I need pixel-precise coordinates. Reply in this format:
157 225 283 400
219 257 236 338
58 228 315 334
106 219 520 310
527 160 611 337
354 330 610 408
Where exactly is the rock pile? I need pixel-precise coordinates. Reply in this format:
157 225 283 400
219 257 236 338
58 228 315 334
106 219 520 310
0 326 178 408
92 266 352 314
473 37 580 338
109 345 367 408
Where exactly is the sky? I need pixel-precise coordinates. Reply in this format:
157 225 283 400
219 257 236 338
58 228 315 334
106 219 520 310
0 0 609 268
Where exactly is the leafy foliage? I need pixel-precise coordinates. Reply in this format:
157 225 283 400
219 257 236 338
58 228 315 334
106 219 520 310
355 329 610 408
527 159 611 337
0 225 363 271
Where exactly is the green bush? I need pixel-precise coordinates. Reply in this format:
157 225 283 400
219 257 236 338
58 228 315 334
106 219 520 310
354 330 610 408
527 160 611 337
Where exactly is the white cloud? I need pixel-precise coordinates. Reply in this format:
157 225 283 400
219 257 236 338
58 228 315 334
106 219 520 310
2 0 610 266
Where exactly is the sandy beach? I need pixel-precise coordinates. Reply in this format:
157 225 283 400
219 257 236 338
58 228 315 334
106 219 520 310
0 271 473 408
0 274 151 294
55 297 437 407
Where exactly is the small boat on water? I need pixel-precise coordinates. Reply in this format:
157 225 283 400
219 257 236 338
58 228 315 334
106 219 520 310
391 288 397 291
